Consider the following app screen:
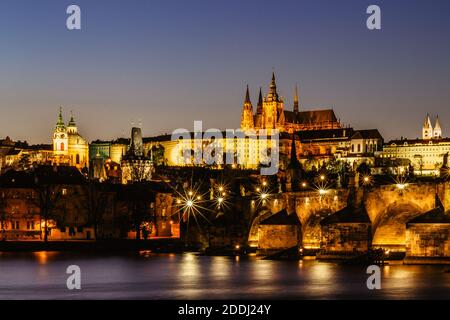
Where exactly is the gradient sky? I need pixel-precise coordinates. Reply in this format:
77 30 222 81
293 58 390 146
1 0 450 144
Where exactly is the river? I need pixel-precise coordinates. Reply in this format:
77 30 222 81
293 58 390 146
0 252 449 299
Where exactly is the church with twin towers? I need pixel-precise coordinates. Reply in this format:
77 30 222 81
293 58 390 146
422 114 442 140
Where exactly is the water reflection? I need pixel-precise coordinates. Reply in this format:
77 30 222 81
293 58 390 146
33 251 57 265
0 252 449 299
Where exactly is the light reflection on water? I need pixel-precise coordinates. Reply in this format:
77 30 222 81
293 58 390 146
0 252 449 300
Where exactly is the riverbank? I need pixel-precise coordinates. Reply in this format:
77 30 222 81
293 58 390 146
0 239 185 253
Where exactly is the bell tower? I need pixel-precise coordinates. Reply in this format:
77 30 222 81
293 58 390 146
240 85 255 131
53 107 69 156
262 72 284 131
422 114 433 140
434 115 442 139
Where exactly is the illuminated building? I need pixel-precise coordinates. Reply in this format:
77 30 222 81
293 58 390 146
242 73 342 133
121 127 154 184
0 137 53 171
376 115 449 175
87 73 382 171
52 108 89 170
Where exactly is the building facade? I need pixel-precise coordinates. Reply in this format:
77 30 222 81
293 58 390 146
52 108 89 170
376 114 449 175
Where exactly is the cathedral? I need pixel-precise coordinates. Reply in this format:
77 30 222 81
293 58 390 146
52 108 89 170
240 73 342 133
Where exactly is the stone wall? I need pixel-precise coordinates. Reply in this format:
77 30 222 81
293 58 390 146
366 184 436 248
258 225 300 251
321 223 371 253
406 224 450 257
294 190 347 249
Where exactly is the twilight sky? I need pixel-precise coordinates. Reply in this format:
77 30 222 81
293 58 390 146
1 0 450 144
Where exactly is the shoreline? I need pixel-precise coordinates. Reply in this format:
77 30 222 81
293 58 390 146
2 241 450 266
0 239 185 253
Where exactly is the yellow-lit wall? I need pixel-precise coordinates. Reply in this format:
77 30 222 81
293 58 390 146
379 140 450 174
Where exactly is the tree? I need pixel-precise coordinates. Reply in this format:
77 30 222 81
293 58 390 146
121 183 154 240
151 144 165 166
84 181 108 240
357 162 371 176
32 181 62 243
18 154 31 171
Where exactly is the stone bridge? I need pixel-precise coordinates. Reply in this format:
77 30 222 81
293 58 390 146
249 182 448 251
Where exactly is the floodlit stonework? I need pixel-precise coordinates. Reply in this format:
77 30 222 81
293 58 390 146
52 108 89 170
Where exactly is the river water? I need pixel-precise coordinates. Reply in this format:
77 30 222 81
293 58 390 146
0 252 449 299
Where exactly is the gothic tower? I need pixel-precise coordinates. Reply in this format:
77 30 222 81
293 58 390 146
254 87 263 129
262 72 284 131
257 87 263 115
240 85 255 131
422 113 433 140
434 115 442 139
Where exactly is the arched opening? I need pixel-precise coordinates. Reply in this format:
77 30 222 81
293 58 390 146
247 208 272 247
60 142 65 151
76 154 80 165
301 208 334 249
372 202 422 249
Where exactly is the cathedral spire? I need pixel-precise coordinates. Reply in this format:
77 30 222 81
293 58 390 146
267 72 279 102
245 84 251 105
293 85 299 113
257 87 263 114
240 85 254 130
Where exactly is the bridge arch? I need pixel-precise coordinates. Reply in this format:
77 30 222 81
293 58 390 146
247 208 274 247
372 201 424 249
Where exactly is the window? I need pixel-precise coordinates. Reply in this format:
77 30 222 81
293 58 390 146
76 154 80 164
60 142 65 151
61 188 68 196
357 144 361 153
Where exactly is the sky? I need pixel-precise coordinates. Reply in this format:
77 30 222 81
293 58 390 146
1 0 450 144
